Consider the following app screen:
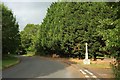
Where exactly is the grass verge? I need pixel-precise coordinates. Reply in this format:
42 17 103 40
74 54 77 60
69 58 111 69
2 55 20 69
79 62 110 69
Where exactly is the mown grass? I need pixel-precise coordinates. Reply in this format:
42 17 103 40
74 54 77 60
69 58 111 69
78 62 110 69
2 55 19 69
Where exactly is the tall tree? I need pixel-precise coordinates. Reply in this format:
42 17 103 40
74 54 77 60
20 24 39 52
36 2 118 59
98 2 120 59
2 4 20 55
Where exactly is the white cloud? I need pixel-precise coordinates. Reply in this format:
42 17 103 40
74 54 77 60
3 2 52 31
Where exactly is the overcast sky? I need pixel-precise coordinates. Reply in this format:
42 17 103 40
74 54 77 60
2 1 53 31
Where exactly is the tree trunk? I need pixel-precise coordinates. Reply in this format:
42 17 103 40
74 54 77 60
93 53 97 61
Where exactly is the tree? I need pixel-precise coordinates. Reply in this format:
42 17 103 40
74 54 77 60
20 24 39 52
98 2 120 59
2 3 20 55
36 2 119 59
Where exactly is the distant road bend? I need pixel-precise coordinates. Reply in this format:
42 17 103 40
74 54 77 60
3 56 84 78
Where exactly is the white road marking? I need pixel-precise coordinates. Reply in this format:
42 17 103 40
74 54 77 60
85 75 90 78
80 69 99 80
92 75 97 78
80 69 86 74
84 69 94 75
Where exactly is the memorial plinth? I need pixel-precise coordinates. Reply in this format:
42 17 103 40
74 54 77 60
83 59 90 64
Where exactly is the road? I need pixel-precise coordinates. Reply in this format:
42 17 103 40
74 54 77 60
2 56 85 78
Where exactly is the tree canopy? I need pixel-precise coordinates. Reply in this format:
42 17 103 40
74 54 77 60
18 2 120 60
32 2 119 59
20 24 39 52
2 4 20 55
98 2 120 59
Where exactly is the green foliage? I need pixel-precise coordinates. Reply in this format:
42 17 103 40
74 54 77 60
35 2 118 59
97 2 120 58
97 2 120 78
2 3 20 55
19 2 119 60
20 24 39 52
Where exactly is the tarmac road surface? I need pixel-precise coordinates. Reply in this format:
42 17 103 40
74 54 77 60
2 56 85 78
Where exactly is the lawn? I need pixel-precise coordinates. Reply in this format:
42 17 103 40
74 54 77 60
2 55 19 69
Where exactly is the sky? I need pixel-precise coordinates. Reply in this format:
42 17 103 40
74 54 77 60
2 1 56 31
